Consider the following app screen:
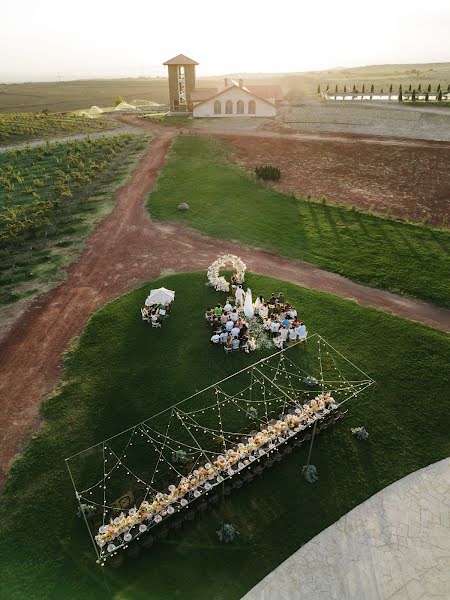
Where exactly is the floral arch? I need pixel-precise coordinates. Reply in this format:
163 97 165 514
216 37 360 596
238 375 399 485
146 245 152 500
206 254 247 292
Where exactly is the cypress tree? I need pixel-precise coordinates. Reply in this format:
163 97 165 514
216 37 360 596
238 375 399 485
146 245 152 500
317 84 321 94
398 89 403 102
438 90 442 101
418 83 421 92
437 83 441 92
370 84 374 93
412 89 416 101
335 84 338 93
427 84 431 93
352 84 356 92
389 84 393 93
344 84 347 93
326 84 329 92
447 84 450 92
380 88 384 93
399 84 402 92
409 84 412 92
425 91 429 101
362 84 365 93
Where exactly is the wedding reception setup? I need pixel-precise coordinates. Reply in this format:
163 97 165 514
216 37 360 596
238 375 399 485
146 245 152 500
66 328 374 566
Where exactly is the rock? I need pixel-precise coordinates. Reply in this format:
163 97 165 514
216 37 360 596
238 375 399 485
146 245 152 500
177 203 190 212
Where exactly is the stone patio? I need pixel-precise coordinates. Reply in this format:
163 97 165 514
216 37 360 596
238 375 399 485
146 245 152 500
242 458 450 600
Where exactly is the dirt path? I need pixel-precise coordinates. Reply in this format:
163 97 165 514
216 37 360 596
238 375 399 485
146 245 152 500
0 118 449 491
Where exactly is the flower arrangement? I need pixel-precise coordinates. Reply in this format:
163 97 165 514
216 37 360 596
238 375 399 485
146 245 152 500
95 392 336 550
351 426 369 441
206 254 247 292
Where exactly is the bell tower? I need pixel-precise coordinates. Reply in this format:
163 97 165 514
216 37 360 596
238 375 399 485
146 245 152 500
163 54 199 113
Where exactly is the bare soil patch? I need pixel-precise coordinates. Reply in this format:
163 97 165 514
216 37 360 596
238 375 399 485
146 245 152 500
221 132 450 226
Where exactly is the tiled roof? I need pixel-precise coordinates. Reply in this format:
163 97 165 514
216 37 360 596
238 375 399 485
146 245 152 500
246 85 284 101
192 82 283 103
163 54 199 65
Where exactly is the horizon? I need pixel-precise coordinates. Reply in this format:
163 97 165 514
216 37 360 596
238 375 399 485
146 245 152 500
2 60 450 86
1 0 450 84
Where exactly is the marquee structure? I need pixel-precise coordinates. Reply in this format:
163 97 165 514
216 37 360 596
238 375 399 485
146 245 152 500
66 335 374 565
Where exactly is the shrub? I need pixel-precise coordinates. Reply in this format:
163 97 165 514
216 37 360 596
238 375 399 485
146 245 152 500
302 464 318 483
351 426 369 441
255 165 281 181
216 523 240 543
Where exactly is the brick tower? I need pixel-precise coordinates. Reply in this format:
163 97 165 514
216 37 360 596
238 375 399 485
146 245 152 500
163 54 198 113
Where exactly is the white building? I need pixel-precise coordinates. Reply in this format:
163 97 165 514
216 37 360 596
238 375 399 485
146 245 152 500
192 78 282 118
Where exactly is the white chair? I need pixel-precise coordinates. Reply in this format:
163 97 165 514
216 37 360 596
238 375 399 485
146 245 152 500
224 345 233 354
141 308 150 321
151 320 161 329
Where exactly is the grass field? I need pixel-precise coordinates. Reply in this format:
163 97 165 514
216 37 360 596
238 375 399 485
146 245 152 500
0 271 448 600
0 133 149 305
0 112 116 145
149 136 450 307
1 63 449 113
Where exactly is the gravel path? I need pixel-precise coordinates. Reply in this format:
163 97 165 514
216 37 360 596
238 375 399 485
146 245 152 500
0 120 448 491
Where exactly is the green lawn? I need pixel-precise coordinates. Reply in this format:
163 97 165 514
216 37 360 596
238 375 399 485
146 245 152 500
148 136 450 308
0 133 149 305
1 271 449 600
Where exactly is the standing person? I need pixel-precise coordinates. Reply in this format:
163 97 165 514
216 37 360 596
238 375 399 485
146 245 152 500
231 275 238 297
277 292 285 305
235 285 245 308
214 304 223 317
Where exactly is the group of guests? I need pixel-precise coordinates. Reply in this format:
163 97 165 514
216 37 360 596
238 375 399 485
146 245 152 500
141 303 169 325
206 300 252 352
256 292 307 346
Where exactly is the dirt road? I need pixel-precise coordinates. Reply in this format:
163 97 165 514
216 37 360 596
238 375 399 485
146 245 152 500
0 119 449 491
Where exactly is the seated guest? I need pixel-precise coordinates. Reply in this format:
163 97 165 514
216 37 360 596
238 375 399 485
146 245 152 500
277 292 285 304
296 322 307 341
151 312 160 324
226 318 234 332
236 318 244 329
205 307 214 323
213 321 222 334
223 301 232 313
232 336 241 350
214 304 223 317
220 311 229 325
259 304 269 319
211 332 221 344
288 307 297 319
282 316 291 329
231 325 240 338
219 329 229 344
226 333 233 348
268 293 277 306
239 324 248 338
288 326 298 342
270 319 280 334
279 326 289 344
231 308 239 323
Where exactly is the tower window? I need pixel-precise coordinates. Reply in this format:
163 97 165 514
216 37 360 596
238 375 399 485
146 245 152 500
225 100 233 114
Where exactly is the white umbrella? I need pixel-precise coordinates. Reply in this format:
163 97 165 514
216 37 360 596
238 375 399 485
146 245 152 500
145 287 175 306
244 288 254 319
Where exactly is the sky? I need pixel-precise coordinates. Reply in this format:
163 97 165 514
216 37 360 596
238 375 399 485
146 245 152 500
1 0 449 83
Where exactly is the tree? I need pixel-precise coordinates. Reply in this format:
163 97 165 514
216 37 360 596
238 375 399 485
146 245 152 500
427 83 431 92
398 89 403 102
447 84 450 92
380 88 384 93
438 90 443 101
425 91 429 101
399 84 402 92
362 84 365 93
115 95 125 106
418 83 422 92
370 84 374 93
412 89 416 101
409 84 412 92
389 84 393 93
317 84 321 94
437 83 441 92
326 84 329 92
335 84 338 93
344 84 347 93
352 84 356 92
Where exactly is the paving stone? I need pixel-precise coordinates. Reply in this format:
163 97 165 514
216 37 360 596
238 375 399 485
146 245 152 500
242 458 450 600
